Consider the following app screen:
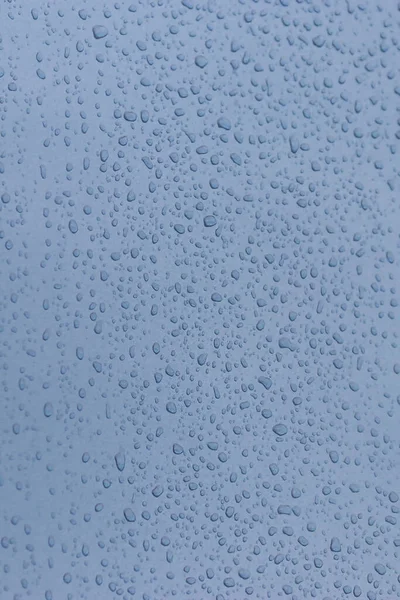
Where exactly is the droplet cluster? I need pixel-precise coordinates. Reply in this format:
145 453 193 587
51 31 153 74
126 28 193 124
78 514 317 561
1 1 400 599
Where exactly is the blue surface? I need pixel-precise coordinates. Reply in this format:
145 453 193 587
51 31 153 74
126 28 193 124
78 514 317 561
1 1 400 599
